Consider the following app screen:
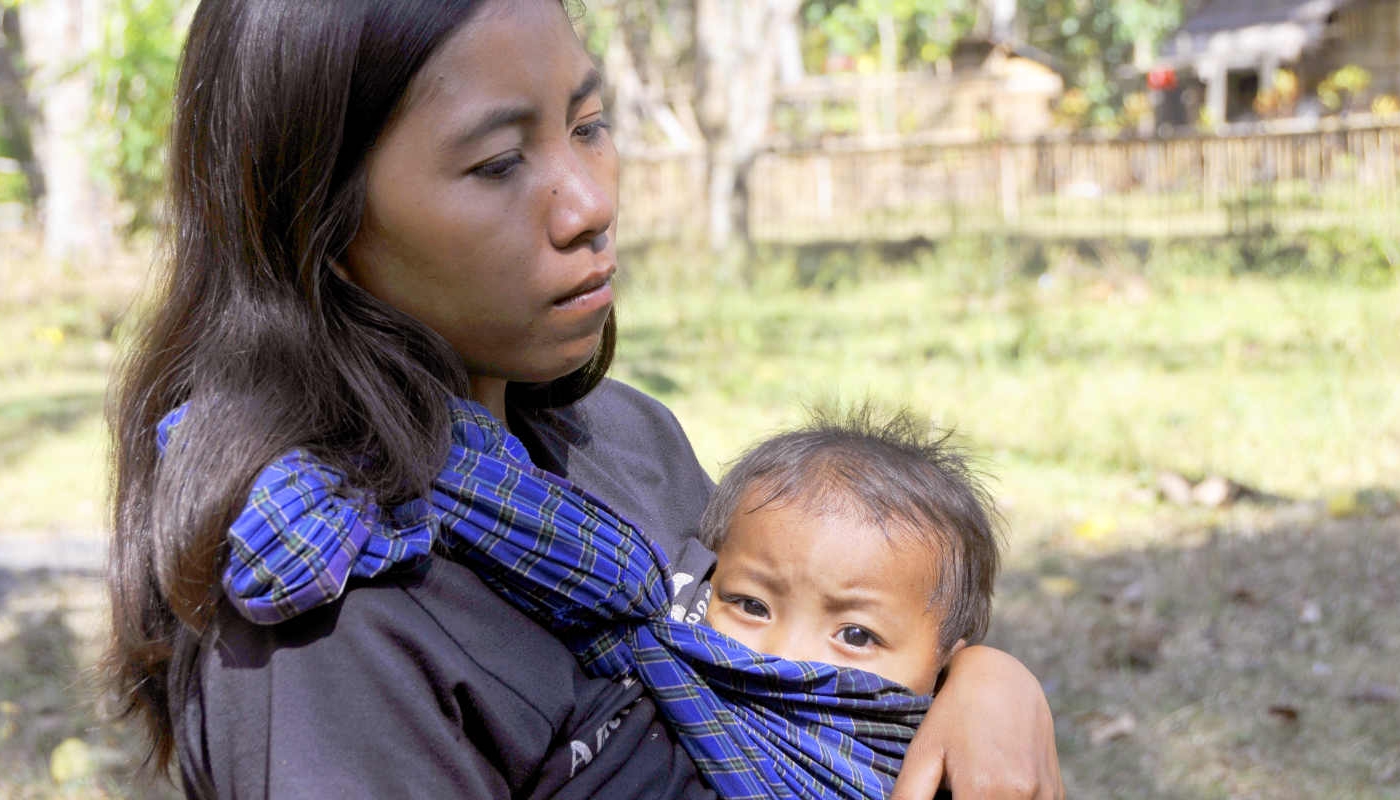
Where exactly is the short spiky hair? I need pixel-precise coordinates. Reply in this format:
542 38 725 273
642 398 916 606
699 406 1002 654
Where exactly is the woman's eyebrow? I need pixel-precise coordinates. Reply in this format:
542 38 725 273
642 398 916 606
440 69 604 157
569 69 603 116
442 105 536 155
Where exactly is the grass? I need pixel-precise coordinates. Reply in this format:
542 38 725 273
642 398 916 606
608 236 1400 798
0 233 138 535
753 184 1400 243
613 238 1400 551
1 230 1398 797
994 515 1400 798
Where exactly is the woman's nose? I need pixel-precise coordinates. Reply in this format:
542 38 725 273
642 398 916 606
547 151 616 250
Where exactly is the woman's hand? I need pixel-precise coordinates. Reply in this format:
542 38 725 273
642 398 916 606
892 645 1063 799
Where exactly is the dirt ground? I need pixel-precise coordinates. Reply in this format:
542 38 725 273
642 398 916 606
1 507 1397 798
988 507 1400 799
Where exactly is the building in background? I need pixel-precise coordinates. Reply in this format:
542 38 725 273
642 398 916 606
1156 0 1400 126
770 39 1064 147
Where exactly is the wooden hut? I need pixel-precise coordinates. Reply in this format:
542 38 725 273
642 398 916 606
1158 0 1400 124
769 39 1064 146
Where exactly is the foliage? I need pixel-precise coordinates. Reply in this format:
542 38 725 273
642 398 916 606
1021 0 1188 131
1318 64 1372 113
799 0 1202 130
1372 94 1400 118
90 0 192 230
0 4 27 166
800 0 978 71
574 0 690 65
0 170 22 203
1253 68 1300 119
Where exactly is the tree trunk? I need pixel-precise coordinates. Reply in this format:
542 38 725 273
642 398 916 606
602 16 698 152
692 0 801 252
988 0 1017 42
1 6 46 216
21 0 110 267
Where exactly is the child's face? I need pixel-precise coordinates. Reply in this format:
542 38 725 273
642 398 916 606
705 489 954 695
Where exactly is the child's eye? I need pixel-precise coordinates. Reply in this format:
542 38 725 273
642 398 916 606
734 597 769 619
836 626 879 649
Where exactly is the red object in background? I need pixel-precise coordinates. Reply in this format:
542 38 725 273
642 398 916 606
1147 66 1178 92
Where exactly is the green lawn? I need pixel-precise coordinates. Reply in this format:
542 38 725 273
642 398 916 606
2 232 1398 798
607 238 1400 798
0 245 128 534
613 244 1400 555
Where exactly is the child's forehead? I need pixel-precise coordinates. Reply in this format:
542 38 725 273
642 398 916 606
742 478 939 542
736 483 947 576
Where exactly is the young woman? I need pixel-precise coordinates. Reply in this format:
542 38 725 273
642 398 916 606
104 0 1062 797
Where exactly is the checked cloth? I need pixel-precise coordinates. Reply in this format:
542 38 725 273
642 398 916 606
157 398 928 799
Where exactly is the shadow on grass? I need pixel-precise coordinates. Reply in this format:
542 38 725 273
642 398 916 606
988 511 1400 799
0 390 105 466
0 565 179 799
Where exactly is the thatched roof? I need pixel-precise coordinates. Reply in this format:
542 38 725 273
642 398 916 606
1161 0 1358 70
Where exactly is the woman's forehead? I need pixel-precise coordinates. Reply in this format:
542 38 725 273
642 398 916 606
399 0 587 114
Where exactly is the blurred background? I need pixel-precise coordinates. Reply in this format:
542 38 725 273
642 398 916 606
1 0 1398 797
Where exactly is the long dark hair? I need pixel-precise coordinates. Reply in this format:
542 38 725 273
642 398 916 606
103 0 610 773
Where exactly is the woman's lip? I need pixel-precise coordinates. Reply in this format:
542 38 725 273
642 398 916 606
554 266 616 309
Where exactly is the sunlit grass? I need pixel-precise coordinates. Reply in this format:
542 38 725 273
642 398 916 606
614 252 1400 562
1 232 1398 798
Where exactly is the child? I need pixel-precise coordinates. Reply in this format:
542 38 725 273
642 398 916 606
699 407 1002 696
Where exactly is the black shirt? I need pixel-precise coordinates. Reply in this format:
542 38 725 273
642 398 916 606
173 380 719 799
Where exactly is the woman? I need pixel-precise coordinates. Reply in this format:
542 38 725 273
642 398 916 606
104 0 1062 797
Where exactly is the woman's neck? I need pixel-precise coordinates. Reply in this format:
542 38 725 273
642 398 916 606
467 376 509 424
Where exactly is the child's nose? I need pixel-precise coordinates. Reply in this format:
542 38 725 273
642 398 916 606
760 625 826 665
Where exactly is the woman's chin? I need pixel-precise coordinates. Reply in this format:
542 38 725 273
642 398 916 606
521 337 605 385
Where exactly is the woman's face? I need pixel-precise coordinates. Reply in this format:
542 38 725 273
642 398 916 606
344 0 618 414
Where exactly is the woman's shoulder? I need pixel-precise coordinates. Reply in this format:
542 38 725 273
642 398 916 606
522 379 714 549
176 555 708 798
520 378 710 495
562 378 693 450
517 379 716 612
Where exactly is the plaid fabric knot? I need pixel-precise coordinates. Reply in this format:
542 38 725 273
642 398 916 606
157 398 928 799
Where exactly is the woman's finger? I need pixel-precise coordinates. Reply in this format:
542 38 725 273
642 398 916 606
898 645 1064 799
889 718 947 800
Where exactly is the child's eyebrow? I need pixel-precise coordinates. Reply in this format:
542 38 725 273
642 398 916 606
723 564 786 594
820 588 892 614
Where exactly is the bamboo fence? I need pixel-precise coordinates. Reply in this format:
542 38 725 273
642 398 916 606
619 119 1400 245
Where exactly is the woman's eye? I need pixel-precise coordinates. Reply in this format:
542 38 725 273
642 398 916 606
737 597 769 619
472 154 523 180
574 118 611 142
837 626 878 648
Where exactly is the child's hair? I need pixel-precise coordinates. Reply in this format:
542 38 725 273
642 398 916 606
699 406 1002 655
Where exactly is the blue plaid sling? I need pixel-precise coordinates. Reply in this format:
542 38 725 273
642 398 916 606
158 397 928 799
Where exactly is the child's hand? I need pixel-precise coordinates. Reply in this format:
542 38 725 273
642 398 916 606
890 645 1063 799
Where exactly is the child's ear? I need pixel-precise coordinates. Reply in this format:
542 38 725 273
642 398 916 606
932 639 970 694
